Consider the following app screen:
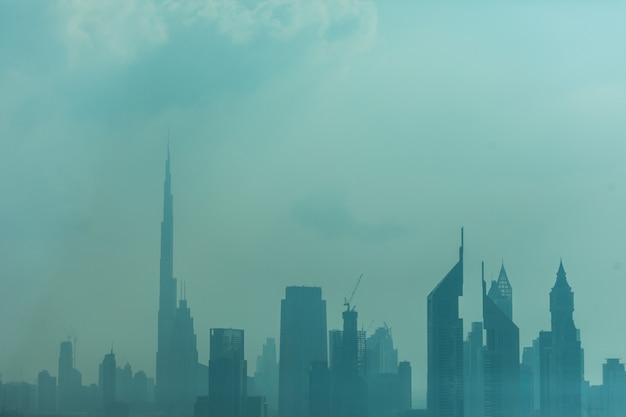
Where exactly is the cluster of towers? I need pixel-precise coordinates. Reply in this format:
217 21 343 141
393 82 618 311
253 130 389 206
428 233 585 417
4 153 626 417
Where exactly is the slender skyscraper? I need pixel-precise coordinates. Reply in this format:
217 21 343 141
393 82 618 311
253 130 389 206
279 287 328 417
482 263 520 417
548 261 582 417
155 150 199 413
427 230 464 417
102 351 116 411
156 148 177 406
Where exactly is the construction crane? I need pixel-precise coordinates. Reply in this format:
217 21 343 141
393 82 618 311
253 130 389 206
344 274 363 312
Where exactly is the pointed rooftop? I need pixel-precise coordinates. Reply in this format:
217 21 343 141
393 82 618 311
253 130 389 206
553 259 571 290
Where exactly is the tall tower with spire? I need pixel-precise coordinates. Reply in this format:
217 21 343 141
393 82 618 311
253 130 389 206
427 229 464 417
483 262 520 417
547 260 582 417
155 149 200 414
156 148 177 406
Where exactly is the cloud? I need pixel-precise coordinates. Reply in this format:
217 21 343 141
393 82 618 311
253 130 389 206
293 192 408 242
169 0 377 45
57 0 169 68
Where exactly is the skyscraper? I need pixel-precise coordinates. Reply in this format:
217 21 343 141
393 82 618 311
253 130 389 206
57 340 82 413
102 351 116 411
463 322 483 417
547 261 582 417
279 286 328 417
37 370 56 413
155 150 199 413
482 263 520 417
253 338 279 416
366 325 398 376
331 308 368 417
209 328 247 417
156 149 177 406
427 231 464 417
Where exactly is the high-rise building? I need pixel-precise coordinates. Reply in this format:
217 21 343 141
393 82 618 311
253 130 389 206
538 331 552 417
463 322 483 417
547 261 582 417
427 231 464 417
171 297 199 407
155 150 199 413
279 286 328 417
253 338 279 416
602 359 626 417
366 325 398 376
365 325 402 417
398 361 412 411
58 340 82 412
209 328 247 417
521 337 541 417
156 149 178 406
37 370 56 413
309 361 331 417
331 308 368 417
482 263 520 417
102 351 116 411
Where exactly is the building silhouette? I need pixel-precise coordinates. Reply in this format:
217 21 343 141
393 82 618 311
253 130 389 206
58 340 82 413
155 150 199 413
398 361 412 412
602 358 626 417
330 307 368 417
37 370 57 413
427 231 464 417
544 261 582 417
365 325 398 376
102 351 116 411
279 286 328 417
482 263 520 417
208 328 247 417
463 322 484 417
252 338 279 416
309 361 331 417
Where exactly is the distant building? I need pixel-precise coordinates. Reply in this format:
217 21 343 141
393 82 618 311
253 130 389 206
1 382 36 413
602 358 626 417
398 361 412 411
521 337 541 417
155 150 200 413
483 263 520 417
427 232 464 417
330 307 368 417
58 340 82 412
279 286 328 417
37 370 57 413
366 325 398 376
102 351 116 411
463 321 483 417
252 338 279 416
546 261 582 417
209 328 247 417
309 361 331 417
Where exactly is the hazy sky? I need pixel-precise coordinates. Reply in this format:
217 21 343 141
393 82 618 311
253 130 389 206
2 0 626 406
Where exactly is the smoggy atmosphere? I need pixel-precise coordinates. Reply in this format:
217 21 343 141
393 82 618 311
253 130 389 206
2 0 626 409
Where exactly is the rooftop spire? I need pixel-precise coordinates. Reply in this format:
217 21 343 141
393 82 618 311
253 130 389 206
459 227 464 261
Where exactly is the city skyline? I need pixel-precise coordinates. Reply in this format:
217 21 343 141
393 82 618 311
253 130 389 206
3 2 626 409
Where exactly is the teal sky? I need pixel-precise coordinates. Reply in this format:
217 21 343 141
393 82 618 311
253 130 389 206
2 1 626 405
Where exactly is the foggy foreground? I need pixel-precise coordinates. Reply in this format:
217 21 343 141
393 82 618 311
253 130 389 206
1 155 623 417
